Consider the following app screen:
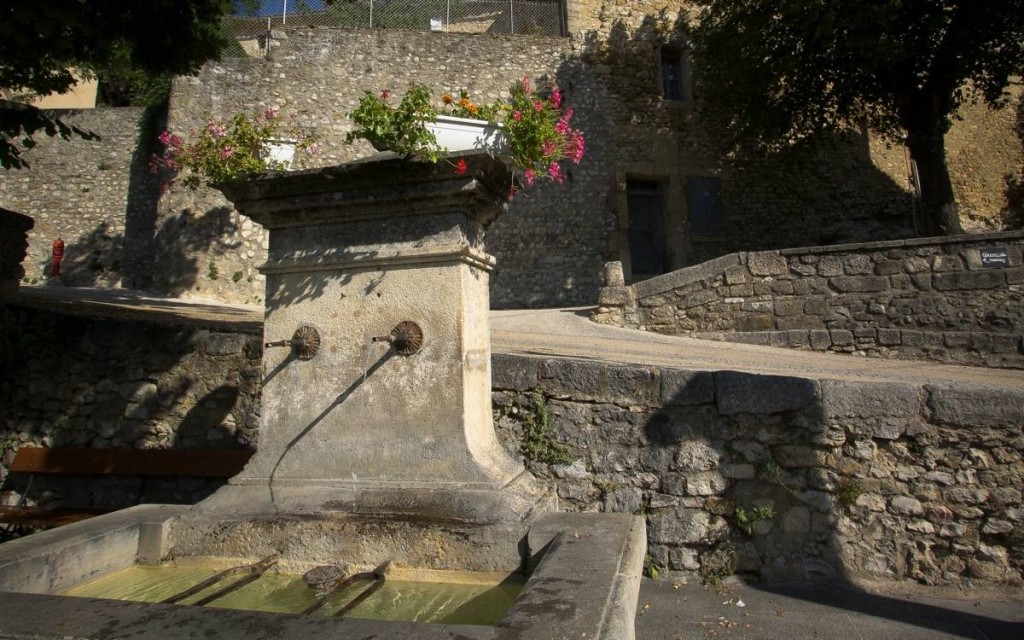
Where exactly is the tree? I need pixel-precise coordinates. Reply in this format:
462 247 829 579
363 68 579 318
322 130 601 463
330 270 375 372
692 0 1024 236
0 0 239 168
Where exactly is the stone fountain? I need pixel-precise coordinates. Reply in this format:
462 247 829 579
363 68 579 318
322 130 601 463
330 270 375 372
0 153 644 639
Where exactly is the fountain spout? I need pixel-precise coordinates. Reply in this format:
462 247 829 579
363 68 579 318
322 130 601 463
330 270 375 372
371 321 423 356
264 326 321 360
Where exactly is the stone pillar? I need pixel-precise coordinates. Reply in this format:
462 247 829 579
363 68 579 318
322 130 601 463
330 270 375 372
210 152 551 524
0 208 34 298
592 260 638 327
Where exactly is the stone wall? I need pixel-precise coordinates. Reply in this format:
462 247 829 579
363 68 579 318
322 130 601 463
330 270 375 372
594 231 1024 368
492 354 1024 587
0 307 259 511
157 27 614 308
0 108 162 289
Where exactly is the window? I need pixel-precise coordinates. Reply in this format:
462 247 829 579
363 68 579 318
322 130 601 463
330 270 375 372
661 47 693 102
687 176 725 235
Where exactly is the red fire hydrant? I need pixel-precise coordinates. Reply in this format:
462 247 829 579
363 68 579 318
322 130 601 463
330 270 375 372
51 237 65 277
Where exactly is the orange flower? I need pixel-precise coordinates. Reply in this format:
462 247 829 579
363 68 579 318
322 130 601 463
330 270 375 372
459 97 471 108
442 94 454 105
466 103 479 116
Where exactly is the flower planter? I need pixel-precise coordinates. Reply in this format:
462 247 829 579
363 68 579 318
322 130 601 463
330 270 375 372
262 139 297 169
427 115 507 155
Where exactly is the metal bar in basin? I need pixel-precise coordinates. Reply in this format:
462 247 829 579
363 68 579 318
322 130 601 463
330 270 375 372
302 560 391 616
161 554 279 605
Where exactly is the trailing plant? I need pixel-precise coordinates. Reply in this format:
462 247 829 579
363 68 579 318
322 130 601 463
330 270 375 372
346 85 443 161
643 553 660 579
151 107 319 190
734 504 775 537
347 78 586 193
759 459 796 495
516 391 570 465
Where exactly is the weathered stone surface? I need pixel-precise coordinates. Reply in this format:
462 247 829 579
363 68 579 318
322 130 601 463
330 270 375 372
831 276 890 292
660 370 714 406
927 385 1024 427
491 353 539 390
648 508 711 544
748 252 788 276
714 372 817 415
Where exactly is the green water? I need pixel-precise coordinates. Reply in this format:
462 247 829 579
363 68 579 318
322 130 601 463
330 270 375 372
63 565 523 625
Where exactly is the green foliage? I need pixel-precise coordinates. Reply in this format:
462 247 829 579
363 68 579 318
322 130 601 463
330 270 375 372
154 108 319 189
643 554 660 579
0 0 237 168
207 261 219 280
346 85 444 162
700 541 736 585
516 391 571 466
734 504 775 537
758 459 796 495
838 480 864 510
692 0 1024 235
232 271 244 283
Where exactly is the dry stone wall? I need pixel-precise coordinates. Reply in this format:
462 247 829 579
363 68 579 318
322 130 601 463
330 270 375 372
0 108 162 289
492 354 1024 588
594 231 1024 368
0 306 259 511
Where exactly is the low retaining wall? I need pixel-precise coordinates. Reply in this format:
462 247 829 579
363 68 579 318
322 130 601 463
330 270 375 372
3 307 1021 588
493 354 1024 587
0 307 259 510
593 231 1024 368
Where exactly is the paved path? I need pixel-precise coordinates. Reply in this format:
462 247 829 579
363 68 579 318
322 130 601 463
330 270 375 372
9 287 1022 389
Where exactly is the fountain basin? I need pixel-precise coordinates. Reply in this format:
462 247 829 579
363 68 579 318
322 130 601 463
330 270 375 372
0 505 645 639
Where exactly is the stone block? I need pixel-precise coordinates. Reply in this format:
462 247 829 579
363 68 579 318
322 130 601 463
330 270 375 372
597 286 635 306
714 371 817 415
729 283 755 297
932 255 963 272
904 257 930 273
927 384 1024 428
605 364 659 405
660 370 714 406
842 255 873 275
773 297 804 316
771 280 795 295
877 329 901 345
831 276 890 293
900 330 925 346
786 330 810 347
910 273 932 290
1006 266 1024 285
782 506 811 533
492 354 539 390
830 330 854 346
720 463 755 479
803 296 828 316
943 332 970 348
648 507 710 544
678 289 719 309
724 265 749 285
889 274 913 289
809 330 832 350
774 445 834 468
748 252 788 276
889 496 924 516
874 260 903 276
932 270 1004 291
818 256 843 277
674 440 721 472
686 470 728 496
734 314 774 331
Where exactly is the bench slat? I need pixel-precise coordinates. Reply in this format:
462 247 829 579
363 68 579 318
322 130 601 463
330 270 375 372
7 448 253 478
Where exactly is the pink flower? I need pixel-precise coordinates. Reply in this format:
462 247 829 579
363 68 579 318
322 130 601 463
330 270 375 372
541 139 557 156
547 162 564 183
533 100 543 112
264 107 279 119
555 119 570 135
207 122 228 138
512 110 522 121
306 142 321 156
508 186 518 200
220 146 235 160
524 168 536 185
380 89 391 100
565 132 585 164
551 88 563 108
521 76 531 94
158 130 173 145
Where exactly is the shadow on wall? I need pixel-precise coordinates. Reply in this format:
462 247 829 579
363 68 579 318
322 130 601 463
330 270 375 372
0 308 260 515
573 13 915 263
151 203 240 296
120 106 167 289
1002 95 1024 229
39 222 124 287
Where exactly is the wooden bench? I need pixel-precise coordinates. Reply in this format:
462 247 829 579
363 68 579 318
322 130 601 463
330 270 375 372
0 447 253 530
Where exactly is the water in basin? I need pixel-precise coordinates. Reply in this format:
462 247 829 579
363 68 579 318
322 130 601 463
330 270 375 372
62 563 524 625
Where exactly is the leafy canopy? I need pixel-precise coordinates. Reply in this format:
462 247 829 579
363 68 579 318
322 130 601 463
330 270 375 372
0 0 241 168
692 0 1024 147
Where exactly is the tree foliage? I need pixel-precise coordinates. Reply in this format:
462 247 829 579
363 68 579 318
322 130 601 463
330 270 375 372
692 0 1024 235
0 0 239 168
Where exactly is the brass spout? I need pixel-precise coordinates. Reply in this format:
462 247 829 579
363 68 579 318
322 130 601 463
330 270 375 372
264 326 321 360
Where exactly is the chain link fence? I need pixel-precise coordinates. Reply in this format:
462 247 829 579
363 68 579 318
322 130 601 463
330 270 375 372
224 0 566 57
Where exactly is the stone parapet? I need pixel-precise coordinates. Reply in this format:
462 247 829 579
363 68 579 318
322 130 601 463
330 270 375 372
600 230 1024 368
492 353 1024 588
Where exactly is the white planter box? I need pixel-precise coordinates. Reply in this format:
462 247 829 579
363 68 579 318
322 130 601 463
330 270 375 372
427 115 507 155
262 140 296 169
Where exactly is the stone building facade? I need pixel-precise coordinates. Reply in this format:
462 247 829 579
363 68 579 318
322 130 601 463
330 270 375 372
0 2 1021 308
